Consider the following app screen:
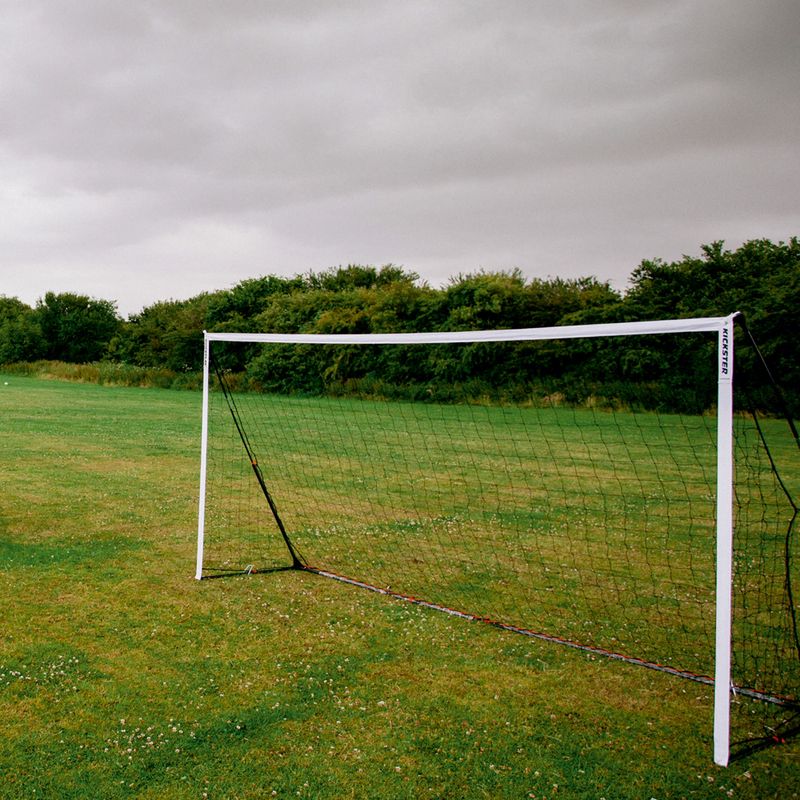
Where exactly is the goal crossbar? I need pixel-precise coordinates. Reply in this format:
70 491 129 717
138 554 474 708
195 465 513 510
204 316 729 346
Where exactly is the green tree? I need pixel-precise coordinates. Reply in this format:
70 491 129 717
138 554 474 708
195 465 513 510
119 296 208 372
367 281 445 333
304 264 418 293
205 275 305 331
621 239 799 410
0 297 46 363
443 270 530 330
35 292 120 363
443 270 619 331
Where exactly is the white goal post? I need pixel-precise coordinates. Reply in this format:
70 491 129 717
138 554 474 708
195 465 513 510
196 314 741 766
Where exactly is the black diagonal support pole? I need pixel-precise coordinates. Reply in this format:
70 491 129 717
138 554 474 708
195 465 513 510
212 358 305 570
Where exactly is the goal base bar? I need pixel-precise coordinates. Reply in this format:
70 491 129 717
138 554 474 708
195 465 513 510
302 564 792 707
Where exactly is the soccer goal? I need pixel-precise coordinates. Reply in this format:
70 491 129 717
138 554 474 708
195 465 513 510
195 314 799 767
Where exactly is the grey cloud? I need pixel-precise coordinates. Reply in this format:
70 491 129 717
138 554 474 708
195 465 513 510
0 0 797 316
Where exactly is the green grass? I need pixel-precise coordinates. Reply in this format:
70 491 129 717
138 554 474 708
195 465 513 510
0 375 798 799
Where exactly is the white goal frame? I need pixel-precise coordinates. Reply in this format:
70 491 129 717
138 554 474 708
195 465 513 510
195 314 738 767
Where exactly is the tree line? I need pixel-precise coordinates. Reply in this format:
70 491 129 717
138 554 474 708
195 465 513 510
1 238 797 413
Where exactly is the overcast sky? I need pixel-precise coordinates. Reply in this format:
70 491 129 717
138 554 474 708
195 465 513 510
1 1 797 318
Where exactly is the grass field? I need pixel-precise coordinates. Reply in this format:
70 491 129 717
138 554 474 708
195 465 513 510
0 375 798 799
